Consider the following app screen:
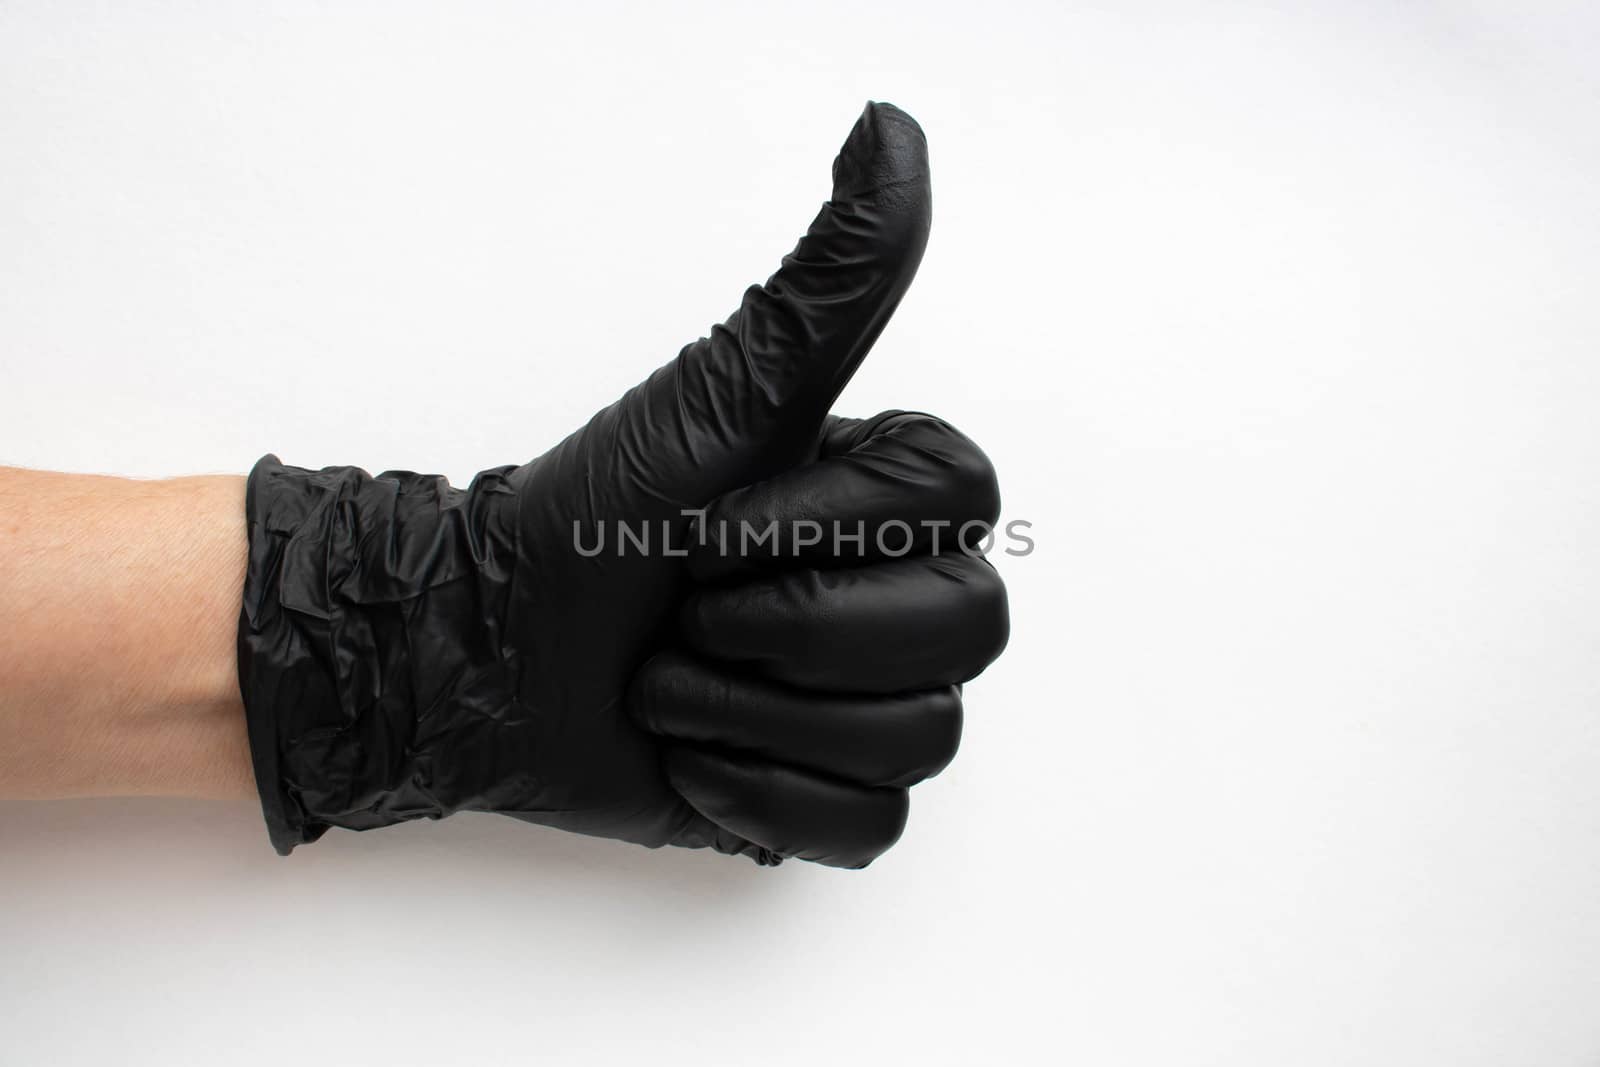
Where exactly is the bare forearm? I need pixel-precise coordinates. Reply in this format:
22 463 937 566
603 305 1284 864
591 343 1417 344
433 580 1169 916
0 467 253 799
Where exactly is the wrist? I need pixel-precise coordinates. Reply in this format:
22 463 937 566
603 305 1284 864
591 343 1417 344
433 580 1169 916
0 469 253 800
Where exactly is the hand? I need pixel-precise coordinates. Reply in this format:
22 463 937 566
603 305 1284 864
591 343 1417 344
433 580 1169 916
238 102 1009 866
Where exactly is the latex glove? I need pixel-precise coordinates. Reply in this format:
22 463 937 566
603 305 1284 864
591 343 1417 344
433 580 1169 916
237 102 1009 867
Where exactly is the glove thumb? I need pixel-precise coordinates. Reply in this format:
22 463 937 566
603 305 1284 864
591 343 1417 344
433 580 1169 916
620 101 932 503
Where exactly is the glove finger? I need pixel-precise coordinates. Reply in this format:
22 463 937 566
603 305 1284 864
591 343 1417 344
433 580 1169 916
689 410 1000 582
620 101 932 505
664 745 910 869
680 552 1010 694
630 649 962 788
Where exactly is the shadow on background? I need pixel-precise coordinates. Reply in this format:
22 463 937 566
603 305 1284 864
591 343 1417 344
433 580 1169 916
0 796 797 938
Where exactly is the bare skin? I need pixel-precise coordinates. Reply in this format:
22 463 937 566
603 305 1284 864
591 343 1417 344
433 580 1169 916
0 468 254 800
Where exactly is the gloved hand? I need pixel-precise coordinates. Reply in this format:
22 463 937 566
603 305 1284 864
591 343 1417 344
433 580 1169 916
236 102 1009 867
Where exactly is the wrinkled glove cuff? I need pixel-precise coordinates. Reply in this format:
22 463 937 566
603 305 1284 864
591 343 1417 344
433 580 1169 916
235 454 519 855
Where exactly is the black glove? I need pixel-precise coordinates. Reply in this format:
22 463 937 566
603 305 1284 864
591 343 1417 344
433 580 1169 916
236 102 1009 868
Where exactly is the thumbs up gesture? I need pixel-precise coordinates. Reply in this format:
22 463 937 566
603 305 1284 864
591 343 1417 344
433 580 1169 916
237 103 1010 867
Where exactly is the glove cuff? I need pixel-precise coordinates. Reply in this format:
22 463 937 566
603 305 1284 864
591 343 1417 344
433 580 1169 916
235 454 519 855
236 454 321 854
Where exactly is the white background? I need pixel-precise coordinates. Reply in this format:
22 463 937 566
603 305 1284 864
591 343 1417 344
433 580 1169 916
3 2 1598 1064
